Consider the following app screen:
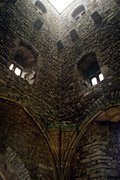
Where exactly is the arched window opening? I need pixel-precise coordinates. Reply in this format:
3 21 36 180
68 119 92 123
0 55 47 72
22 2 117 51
9 45 37 85
35 0 47 15
72 5 85 20
77 53 104 86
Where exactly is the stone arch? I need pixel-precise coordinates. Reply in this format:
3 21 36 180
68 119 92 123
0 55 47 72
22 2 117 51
13 38 39 67
9 38 41 84
63 90 120 179
0 95 60 180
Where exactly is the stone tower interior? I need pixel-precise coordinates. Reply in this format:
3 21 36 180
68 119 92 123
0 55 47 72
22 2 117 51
0 0 120 179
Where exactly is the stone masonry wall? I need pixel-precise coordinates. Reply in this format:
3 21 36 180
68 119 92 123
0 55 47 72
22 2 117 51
0 0 61 125
0 99 54 180
59 0 120 123
71 121 120 180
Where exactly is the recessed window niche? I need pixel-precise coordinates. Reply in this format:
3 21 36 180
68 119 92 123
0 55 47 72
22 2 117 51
70 29 78 42
34 19 43 30
91 11 102 24
77 53 104 86
57 40 64 51
35 0 47 15
72 5 85 20
9 41 38 85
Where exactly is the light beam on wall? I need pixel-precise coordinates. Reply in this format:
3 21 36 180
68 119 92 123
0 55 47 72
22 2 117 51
48 0 74 13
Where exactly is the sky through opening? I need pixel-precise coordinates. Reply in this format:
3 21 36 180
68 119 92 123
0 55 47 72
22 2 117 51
48 0 74 13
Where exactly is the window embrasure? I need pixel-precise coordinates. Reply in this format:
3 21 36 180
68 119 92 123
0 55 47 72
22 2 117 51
35 0 47 15
77 53 104 86
72 5 85 20
9 44 37 85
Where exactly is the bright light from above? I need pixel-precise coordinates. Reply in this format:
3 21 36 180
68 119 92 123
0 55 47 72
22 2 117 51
49 0 74 13
91 77 97 86
15 67 21 76
99 73 104 81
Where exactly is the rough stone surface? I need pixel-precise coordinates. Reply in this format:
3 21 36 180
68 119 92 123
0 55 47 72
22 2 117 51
0 99 54 180
0 0 61 125
0 0 120 179
71 122 120 180
60 0 120 123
